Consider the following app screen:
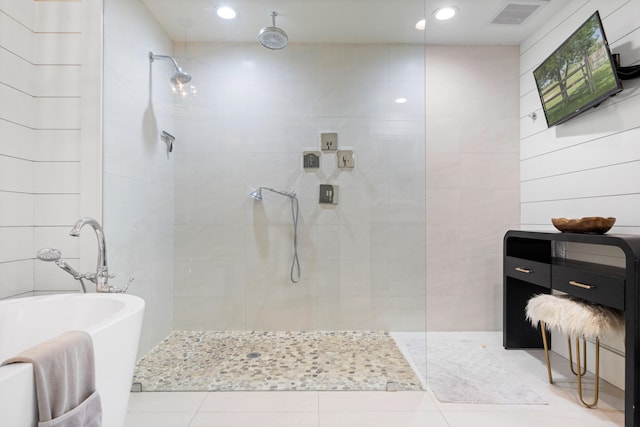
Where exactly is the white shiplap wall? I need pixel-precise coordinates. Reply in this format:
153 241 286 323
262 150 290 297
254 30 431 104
519 0 640 389
0 1 85 299
520 0 640 234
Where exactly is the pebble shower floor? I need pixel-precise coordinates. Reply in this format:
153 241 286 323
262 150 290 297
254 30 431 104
133 331 423 392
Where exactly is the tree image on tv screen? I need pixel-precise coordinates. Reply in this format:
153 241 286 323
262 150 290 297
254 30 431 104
534 14 619 126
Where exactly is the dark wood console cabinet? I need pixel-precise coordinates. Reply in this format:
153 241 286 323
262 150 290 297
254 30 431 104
503 230 640 427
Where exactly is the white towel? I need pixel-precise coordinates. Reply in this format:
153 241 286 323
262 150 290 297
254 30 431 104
2 330 103 426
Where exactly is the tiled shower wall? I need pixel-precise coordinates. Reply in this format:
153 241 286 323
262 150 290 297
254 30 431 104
425 45 521 331
0 0 100 299
172 43 427 331
103 0 175 356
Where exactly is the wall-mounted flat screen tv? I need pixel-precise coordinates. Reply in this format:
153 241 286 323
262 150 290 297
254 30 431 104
533 11 622 128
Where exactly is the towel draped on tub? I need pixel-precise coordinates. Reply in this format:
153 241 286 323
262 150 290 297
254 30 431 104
2 330 103 427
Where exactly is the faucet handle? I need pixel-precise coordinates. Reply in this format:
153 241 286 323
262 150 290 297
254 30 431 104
82 272 97 283
109 276 134 293
121 276 134 292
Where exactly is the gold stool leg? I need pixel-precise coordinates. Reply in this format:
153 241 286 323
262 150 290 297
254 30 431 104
540 321 553 384
568 336 587 376
576 336 599 408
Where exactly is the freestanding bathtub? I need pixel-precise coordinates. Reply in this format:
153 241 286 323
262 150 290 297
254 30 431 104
0 293 145 427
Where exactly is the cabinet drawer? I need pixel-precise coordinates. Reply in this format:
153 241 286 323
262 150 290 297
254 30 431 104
552 265 624 310
505 256 550 288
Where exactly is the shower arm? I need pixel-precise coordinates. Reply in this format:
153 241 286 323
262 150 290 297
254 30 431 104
149 52 180 69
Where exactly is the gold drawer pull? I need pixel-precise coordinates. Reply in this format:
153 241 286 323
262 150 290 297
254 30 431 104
569 280 595 290
515 267 532 274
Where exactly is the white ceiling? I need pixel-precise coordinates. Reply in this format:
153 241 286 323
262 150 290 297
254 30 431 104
140 0 569 45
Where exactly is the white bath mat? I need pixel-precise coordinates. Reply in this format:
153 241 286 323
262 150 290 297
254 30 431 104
426 334 547 405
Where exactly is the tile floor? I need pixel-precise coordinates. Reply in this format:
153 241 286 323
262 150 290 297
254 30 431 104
125 332 624 427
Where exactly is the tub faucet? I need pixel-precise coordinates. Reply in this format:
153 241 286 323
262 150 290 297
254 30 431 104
69 217 113 292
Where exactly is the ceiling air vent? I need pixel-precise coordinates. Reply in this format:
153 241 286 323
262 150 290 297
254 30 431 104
490 1 547 25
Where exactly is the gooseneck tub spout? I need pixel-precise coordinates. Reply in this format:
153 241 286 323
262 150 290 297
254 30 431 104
69 217 111 292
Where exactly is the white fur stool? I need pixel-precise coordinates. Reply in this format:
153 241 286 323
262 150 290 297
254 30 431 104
526 294 624 408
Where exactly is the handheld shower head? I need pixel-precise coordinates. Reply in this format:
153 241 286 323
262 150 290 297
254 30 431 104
37 247 62 262
248 185 300 283
249 189 263 200
36 247 87 292
249 187 296 200
259 11 288 50
149 52 192 85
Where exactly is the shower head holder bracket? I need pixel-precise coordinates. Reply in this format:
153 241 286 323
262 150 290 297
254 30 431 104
161 131 175 159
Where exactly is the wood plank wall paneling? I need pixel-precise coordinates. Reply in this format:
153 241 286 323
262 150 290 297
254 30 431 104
519 0 640 233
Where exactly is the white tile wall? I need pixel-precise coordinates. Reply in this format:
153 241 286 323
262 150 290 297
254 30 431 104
425 45 521 331
103 0 175 356
172 43 426 331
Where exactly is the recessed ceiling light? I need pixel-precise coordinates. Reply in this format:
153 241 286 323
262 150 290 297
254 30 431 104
415 19 426 30
395 97 408 104
217 6 237 20
434 6 457 21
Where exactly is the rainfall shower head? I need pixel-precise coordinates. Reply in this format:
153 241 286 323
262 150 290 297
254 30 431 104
259 11 288 50
36 247 62 262
149 52 192 85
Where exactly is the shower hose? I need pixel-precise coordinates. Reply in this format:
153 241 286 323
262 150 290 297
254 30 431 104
289 195 301 283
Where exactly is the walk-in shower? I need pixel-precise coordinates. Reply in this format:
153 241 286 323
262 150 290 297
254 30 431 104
250 187 300 283
104 0 427 394
148 51 192 85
